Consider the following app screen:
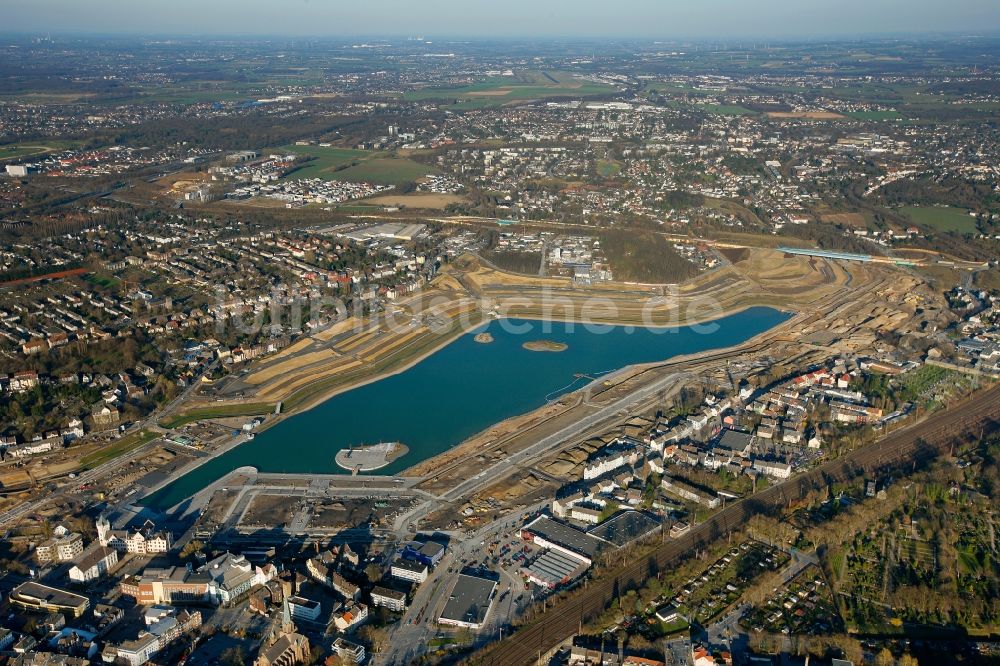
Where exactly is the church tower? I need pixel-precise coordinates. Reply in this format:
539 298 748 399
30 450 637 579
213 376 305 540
96 514 111 547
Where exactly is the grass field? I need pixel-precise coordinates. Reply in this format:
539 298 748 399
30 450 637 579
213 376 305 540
280 144 370 180
80 430 159 470
974 268 1000 292
85 273 120 288
0 140 80 163
161 402 276 429
279 144 433 185
596 159 623 178
898 206 978 234
697 103 756 116
403 71 616 108
330 157 434 185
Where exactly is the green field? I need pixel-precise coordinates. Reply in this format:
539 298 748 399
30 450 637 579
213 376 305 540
596 159 623 178
160 403 275 429
403 71 616 108
0 140 80 163
280 144 370 179
85 273 120 288
898 206 978 234
80 430 160 470
279 144 432 185
697 103 756 116
330 157 434 185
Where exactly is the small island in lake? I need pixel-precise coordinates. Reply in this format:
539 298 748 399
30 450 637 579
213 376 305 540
335 441 408 473
474 332 494 344
522 339 568 353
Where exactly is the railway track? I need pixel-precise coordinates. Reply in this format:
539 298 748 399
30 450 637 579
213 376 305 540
470 382 1000 666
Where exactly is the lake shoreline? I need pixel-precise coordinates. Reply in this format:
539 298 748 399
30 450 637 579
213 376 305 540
142 305 797 510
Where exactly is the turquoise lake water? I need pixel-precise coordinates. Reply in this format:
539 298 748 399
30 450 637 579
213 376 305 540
143 307 790 510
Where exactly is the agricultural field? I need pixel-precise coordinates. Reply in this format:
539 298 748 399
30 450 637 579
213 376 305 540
897 205 979 234
361 192 466 209
766 111 846 120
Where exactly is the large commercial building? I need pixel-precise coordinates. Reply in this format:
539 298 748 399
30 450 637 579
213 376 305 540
402 540 446 567
438 573 498 630
120 553 276 606
9 582 90 617
520 515 601 566
522 549 587 589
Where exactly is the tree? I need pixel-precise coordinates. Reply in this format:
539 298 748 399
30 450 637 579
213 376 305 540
875 647 895 666
180 540 205 561
365 563 382 583
219 647 245 666
830 636 864 665
359 625 389 653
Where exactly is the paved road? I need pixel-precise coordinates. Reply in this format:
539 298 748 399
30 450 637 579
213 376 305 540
698 546 818 661
0 365 212 528
393 371 688 533
376 500 548 665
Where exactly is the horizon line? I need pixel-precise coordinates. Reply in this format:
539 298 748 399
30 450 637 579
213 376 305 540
2 30 999 43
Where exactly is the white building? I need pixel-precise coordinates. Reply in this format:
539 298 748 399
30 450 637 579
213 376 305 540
333 637 366 664
370 586 407 612
569 505 602 525
333 600 368 632
661 476 720 508
390 558 428 584
97 515 173 555
69 546 119 583
111 633 158 666
287 596 322 623
35 532 84 563
752 459 792 479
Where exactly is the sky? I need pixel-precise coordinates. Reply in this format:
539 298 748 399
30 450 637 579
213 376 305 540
4 0 999 39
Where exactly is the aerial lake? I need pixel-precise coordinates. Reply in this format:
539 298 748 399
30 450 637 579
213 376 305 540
143 307 790 510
